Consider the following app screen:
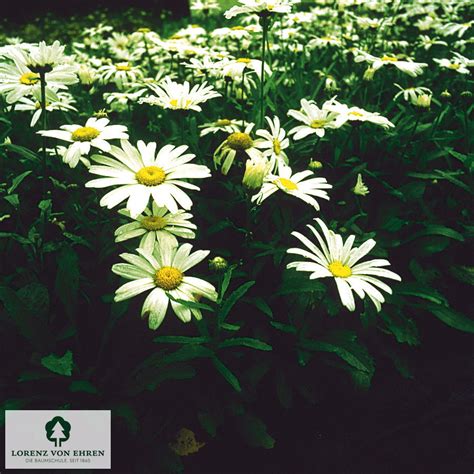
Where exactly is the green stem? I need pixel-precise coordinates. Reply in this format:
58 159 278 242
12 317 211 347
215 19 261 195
259 14 269 128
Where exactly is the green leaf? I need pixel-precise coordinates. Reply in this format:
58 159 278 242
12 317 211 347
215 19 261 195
220 322 241 331
212 357 241 392
301 331 375 379
113 403 138 435
251 297 273 318
275 372 292 409
449 266 474 286
219 280 255 323
3 194 20 208
17 282 49 319
3 143 40 162
425 304 474 334
0 231 30 244
397 283 447 305
277 270 326 296
235 414 275 449
8 170 32 194
41 350 74 376
153 335 211 344
220 264 237 300
198 412 218 437
69 380 98 394
218 337 272 351
167 293 214 312
55 246 79 317
406 224 464 243
380 311 420 346
0 285 50 350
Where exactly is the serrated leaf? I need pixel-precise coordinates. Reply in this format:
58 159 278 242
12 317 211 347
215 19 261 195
153 336 211 344
219 280 255 323
301 331 375 379
212 357 241 392
426 304 474 334
218 337 272 351
8 170 32 194
251 297 273 318
69 380 98 394
450 266 474 286
41 350 73 376
236 414 275 449
380 311 420 346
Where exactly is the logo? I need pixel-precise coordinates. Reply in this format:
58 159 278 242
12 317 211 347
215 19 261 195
45 416 71 447
5 410 111 469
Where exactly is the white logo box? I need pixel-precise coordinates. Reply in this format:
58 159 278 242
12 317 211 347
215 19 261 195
5 410 111 469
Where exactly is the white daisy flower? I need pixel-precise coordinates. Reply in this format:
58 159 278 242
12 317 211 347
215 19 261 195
354 51 428 77
287 98 341 140
115 203 196 253
0 58 77 104
98 62 144 89
85 139 211 218
213 123 263 175
220 57 271 80
325 101 395 129
191 0 220 14
254 116 290 173
224 0 300 19
199 118 246 136
286 218 401 312
112 242 217 330
417 35 448 50
433 53 473 75
394 84 432 103
38 117 128 168
139 77 221 111
251 166 332 210
27 40 69 68
438 20 473 38
14 91 77 127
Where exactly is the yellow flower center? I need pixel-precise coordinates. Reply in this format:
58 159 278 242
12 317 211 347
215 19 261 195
448 63 460 70
267 4 274 10
115 64 131 71
349 111 364 117
237 58 252 64
154 266 183 290
273 138 281 155
275 177 298 191
136 166 166 186
216 118 232 126
381 55 398 62
328 261 352 278
138 28 151 33
227 132 253 150
141 215 167 230
71 126 101 142
19 72 40 85
231 26 245 31
310 119 327 129
169 98 192 109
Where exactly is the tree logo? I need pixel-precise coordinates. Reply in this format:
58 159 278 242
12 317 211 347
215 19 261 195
45 416 71 447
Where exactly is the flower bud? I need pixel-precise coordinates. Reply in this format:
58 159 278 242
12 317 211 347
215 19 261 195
209 256 229 272
242 155 270 191
363 67 376 81
308 159 323 170
413 93 431 108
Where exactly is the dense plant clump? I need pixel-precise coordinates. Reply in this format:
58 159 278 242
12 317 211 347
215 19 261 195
0 0 472 472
